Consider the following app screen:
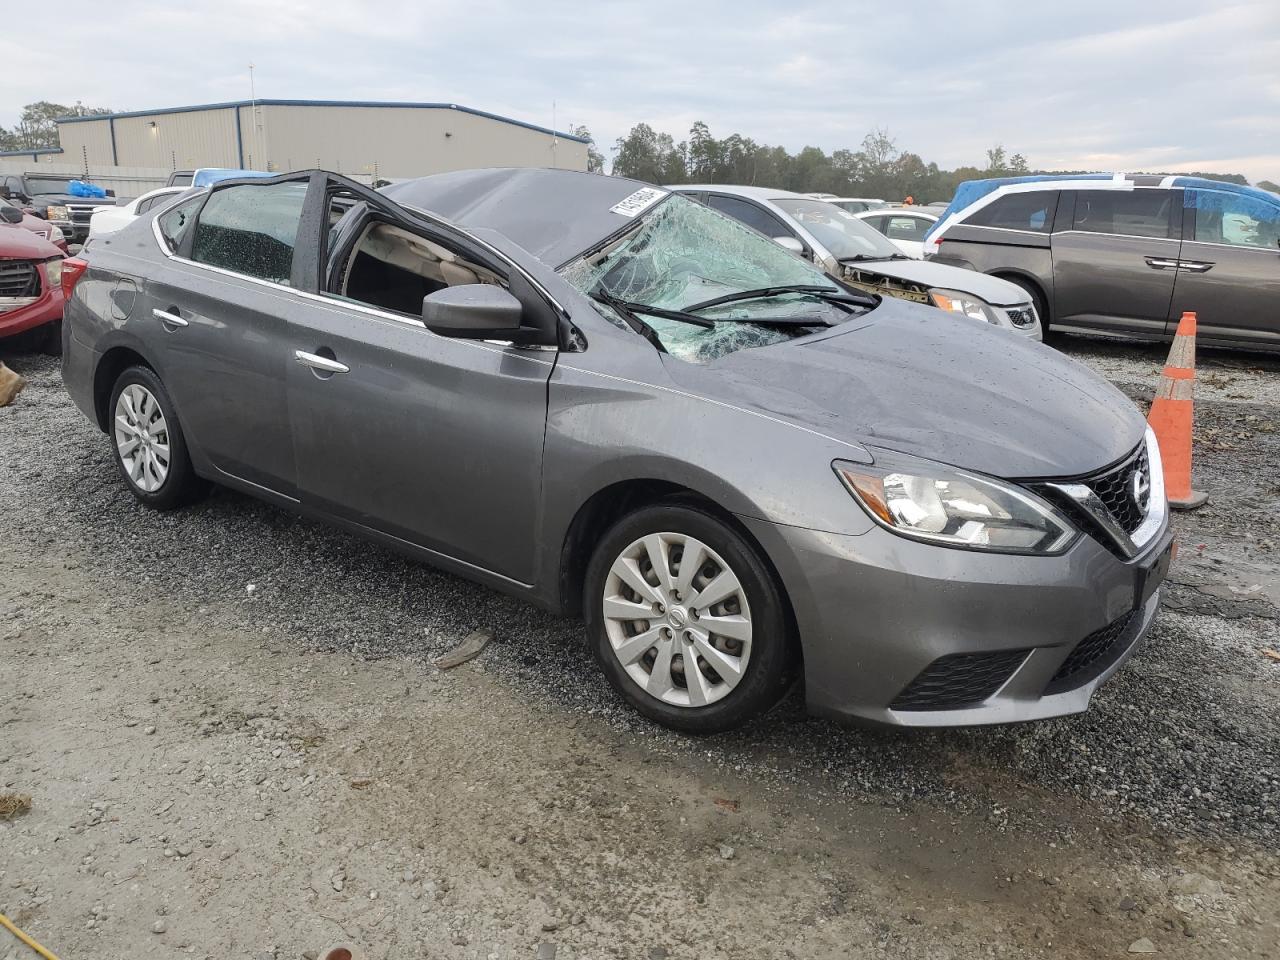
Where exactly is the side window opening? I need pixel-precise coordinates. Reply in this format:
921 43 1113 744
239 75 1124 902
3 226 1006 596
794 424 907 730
964 190 1058 233
1190 190 1280 249
189 181 308 284
1070 189 1172 239
335 219 506 317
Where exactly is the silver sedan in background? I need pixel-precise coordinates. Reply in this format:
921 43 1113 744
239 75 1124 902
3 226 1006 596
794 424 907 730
675 185 1043 339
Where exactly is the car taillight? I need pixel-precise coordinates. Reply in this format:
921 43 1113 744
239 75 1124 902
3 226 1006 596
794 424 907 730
61 257 89 299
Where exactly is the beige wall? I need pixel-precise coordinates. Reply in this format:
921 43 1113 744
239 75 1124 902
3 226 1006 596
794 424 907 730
249 104 588 178
53 104 588 179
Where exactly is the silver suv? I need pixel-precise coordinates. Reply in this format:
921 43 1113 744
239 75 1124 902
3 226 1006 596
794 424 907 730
924 175 1280 352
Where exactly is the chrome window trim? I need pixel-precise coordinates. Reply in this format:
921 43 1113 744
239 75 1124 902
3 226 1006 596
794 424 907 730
1179 237 1280 254
149 215 556 367
1055 229 1181 243
1044 428 1167 559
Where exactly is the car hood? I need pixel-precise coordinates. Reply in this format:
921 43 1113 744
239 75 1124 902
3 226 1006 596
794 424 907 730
844 258 1027 306
674 299 1144 479
0 224 61 259
32 193 117 207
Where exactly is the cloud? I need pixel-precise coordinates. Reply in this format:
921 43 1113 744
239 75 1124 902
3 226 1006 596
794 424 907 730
5 0 1278 182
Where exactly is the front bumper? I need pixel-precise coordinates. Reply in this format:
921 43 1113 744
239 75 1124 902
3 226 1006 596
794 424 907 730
0 270 64 339
741 514 1173 727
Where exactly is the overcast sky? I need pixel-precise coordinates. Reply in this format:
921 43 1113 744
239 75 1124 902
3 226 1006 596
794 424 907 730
8 0 1279 182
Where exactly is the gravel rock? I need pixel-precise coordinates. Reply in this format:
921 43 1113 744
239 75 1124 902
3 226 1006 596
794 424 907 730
1128 936 1157 953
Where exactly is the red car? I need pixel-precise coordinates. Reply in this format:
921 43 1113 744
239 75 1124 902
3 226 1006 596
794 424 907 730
0 224 66 353
2 196 69 254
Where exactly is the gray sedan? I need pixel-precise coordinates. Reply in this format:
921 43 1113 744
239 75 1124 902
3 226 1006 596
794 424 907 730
60 168 1172 732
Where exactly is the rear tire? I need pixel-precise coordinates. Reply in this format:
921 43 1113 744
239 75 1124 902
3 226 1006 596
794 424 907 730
108 365 207 510
584 500 797 734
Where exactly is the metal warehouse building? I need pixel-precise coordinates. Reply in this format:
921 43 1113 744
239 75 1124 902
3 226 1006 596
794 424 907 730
54 99 589 179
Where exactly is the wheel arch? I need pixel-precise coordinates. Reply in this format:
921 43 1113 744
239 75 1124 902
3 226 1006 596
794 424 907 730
93 344 157 432
557 478 801 664
990 269 1052 325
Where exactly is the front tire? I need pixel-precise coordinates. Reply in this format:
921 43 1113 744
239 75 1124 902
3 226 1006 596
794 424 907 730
109 365 207 510
584 501 797 733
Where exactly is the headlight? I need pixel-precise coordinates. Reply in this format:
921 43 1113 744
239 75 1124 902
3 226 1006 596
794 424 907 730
46 204 70 221
48 224 64 241
834 453 1076 554
44 258 63 287
929 288 995 324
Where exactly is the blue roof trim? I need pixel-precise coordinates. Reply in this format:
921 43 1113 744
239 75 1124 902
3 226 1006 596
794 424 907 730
0 147 65 158
54 99 590 144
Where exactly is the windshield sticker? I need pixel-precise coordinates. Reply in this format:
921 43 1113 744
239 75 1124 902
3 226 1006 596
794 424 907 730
610 187 667 218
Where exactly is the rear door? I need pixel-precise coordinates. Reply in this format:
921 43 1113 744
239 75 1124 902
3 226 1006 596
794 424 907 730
142 175 313 498
1051 187 1182 339
282 177 556 585
1171 188 1280 349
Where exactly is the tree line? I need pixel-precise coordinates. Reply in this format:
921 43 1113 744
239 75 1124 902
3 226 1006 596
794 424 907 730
6 101 1274 197
596 121 1270 202
1 101 113 152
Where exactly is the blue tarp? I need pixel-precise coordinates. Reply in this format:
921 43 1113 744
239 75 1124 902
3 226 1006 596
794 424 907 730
67 180 108 198
191 168 275 188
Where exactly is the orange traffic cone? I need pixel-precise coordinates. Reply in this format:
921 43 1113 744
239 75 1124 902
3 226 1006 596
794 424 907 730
1147 312 1208 510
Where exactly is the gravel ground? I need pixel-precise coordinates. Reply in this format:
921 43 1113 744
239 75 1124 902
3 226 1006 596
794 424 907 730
2 336 1279 958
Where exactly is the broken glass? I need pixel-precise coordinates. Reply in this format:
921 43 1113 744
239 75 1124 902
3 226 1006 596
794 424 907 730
561 194 858 363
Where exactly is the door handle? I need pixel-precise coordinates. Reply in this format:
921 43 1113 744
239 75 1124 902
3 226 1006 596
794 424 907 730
294 350 349 374
1144 257 1179 271
1177 260 1214 273
152 307 188 328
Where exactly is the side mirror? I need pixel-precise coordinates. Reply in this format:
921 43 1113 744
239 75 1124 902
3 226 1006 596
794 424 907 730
0 206 22 224
422 284 526 339
773 236 805 255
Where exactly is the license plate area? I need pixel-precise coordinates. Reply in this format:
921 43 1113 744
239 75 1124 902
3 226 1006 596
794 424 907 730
1135 540 1173 608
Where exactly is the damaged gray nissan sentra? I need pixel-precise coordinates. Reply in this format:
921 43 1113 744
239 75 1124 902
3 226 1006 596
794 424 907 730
61 167 1173 733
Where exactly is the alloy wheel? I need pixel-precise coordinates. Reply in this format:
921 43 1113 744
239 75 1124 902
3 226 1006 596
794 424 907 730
114 384 171 493
602 532 753 708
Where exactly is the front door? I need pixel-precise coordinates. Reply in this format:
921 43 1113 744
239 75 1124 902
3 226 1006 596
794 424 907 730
284 179 556 585
1171 188 1280 349
1051 188 1183 339
141 177 312 498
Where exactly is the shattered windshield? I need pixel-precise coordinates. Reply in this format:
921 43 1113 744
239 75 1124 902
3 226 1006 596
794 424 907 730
24 177 76 196
772 198 903 261
561 194 857 363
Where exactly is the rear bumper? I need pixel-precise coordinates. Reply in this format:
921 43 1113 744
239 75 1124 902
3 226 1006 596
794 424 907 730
741 514 1173 727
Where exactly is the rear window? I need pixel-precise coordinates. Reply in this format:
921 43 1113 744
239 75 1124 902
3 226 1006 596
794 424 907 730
964 190 1058 233
1072 189 1173 239
156 196 202 252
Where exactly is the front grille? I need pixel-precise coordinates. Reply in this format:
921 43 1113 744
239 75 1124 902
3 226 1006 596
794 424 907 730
1006 306 1036 328
890 649 1030 711
0 259 40 297
1036 443 1152 557
68 203 108 225
1088 446 1149 535
1044 609 1140 694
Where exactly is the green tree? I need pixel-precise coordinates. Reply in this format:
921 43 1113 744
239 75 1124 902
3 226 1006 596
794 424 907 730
0 101 112 150
572 125 605 174
686 121 721 182
1258 180 1280 195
